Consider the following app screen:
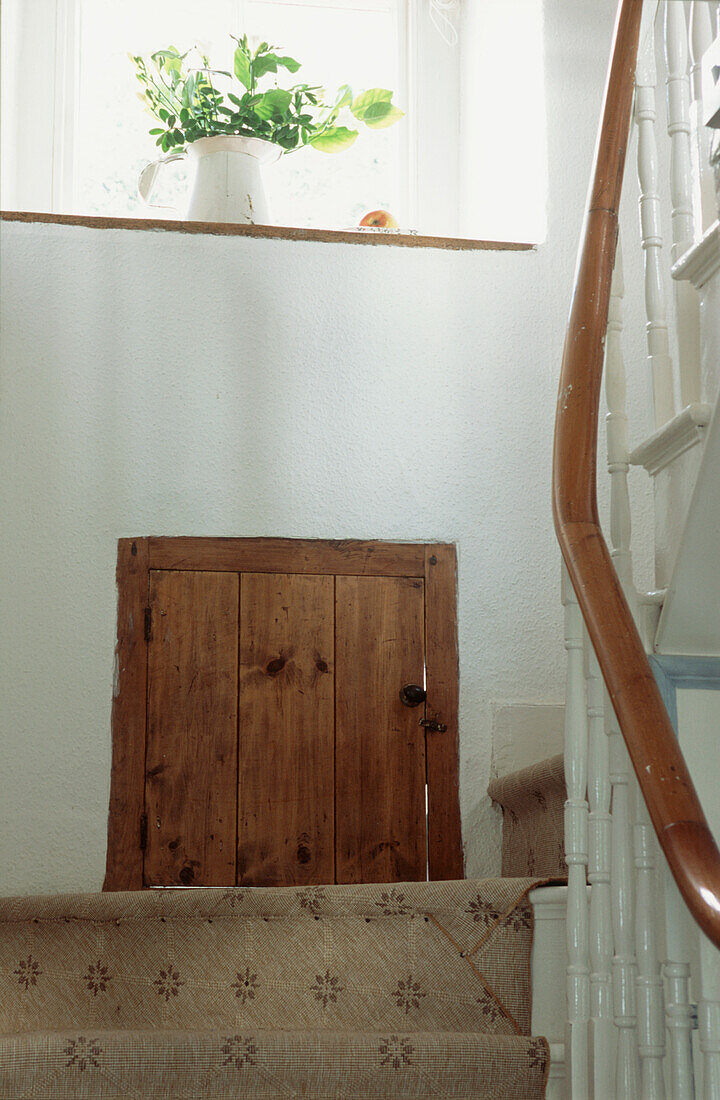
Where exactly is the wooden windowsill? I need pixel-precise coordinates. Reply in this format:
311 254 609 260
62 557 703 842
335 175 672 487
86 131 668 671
0 210 536 253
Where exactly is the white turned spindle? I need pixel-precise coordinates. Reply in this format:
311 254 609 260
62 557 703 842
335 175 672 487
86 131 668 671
689 2 716 236
605 240 634 592
562 564 590 1097
664 0 702 408
586 639 615 1097
634 795 667 1099
605 236 667 1097
635 22 677 427
608 697 641 1098
700 935 720 1100
664 873 697 1100
604 239 641 1097
664 0 695 259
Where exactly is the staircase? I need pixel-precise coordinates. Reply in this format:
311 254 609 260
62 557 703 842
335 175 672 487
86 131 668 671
3 2 720 1098
488 755 566 878
0 881 555 1099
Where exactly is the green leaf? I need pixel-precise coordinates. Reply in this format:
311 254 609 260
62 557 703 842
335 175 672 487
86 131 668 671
309 125 358 153
254 88 292 120
277 55 301 73
181 72 196 109
334 84 352 109
253 53 279 80
362 103 404 129
234 46 252 89
350 88 393 119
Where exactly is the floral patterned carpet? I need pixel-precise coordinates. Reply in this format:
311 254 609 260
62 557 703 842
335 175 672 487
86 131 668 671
0 879 550 1098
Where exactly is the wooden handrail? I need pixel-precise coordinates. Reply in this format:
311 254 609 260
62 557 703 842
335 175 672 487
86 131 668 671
552 0 720 949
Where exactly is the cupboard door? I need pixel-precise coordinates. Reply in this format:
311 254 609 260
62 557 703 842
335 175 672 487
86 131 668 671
105 538 462 892
335 575 427 883
238 573 335 886
144 570 238 886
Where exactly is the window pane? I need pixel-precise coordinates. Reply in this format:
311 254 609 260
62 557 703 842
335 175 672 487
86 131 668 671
74 0 404 227
75 0 237 217
244 0 403 227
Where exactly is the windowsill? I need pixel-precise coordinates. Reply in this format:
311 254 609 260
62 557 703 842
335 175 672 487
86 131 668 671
0 210 536 253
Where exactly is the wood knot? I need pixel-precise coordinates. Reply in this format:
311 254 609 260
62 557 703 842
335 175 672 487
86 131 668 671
266 656 286 676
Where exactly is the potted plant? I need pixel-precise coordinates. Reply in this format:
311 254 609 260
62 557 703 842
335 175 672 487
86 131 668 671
133 35 404 225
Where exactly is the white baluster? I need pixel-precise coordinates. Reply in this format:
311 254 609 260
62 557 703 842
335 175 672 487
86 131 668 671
562 564 590 1097
605 240 633 592
605 238 667 1096
586 638 615 1097
665 0 696 259
634 796 667 1098
608 697 641 1098
664 0 701 408
689 2 716 236
700 935 720 1100
635 22 677 427
603 239 643 1097
664 872 697 1100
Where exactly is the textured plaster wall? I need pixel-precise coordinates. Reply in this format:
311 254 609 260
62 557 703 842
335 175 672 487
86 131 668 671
0 0 655 895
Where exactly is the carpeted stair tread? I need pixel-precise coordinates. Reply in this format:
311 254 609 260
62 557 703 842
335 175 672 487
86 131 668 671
0 880 550 1099
488 754 567 877
1 1029 550 1099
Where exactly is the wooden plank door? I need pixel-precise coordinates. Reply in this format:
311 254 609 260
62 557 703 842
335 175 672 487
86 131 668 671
237 573 335 886
335 576 427 882
143 570 238 887
104 538 463 891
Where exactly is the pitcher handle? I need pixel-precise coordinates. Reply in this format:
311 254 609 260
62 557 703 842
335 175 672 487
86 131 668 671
138 151 187 209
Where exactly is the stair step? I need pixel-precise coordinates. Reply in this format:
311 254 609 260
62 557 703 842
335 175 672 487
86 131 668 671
0 1029 551 1099
0 880 550 1098
488 754 566 877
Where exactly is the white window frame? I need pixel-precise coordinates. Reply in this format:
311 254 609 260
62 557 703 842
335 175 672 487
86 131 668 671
1 0 462 235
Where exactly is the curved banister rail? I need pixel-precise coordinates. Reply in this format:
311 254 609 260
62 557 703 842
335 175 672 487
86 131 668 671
552 0 720 949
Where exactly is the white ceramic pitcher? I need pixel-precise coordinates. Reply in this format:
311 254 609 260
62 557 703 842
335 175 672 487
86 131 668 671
138 134 282 224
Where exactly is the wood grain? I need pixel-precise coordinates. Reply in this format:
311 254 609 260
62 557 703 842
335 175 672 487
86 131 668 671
335 575 427 884
553 0 720 947
0 210 534 252
424 545 464 879
103 539 149 891
148 537 425 577
237 573 335 885
144 570 238 887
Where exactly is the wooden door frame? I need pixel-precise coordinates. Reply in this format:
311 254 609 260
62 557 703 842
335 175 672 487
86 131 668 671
103 537 463 890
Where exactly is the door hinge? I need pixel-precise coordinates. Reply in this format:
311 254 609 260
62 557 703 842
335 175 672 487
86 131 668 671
144 606 152 643
139 812 148 851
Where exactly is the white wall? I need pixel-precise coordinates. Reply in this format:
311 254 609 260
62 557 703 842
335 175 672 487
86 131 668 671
0 0 656 896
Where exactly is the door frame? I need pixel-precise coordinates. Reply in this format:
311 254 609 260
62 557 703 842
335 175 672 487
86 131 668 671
103 537 462 889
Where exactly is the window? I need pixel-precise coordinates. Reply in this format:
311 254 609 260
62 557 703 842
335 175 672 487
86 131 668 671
0 0 546 243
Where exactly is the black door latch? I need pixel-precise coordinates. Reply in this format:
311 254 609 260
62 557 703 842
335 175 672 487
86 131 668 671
419 718 447 733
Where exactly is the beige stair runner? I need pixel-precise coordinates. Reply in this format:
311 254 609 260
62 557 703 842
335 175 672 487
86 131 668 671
488 755 567 878
0 879 551 1099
